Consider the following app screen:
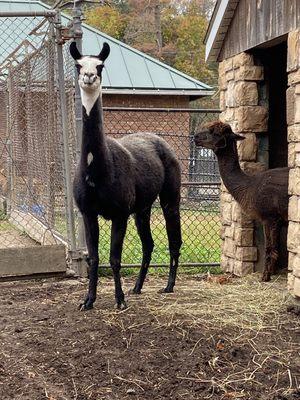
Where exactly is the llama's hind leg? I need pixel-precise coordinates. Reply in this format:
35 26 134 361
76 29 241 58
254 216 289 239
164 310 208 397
110 218 128 309
80 213 99 311
262 220 279 282
129 207 154 294
159 194 182 293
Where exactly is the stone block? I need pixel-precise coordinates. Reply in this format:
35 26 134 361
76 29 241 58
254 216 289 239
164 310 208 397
234 81 258 106
233 261 254 276
287 220 300 252
287 86 295 126
221 192 233 202
288 168 300 195
288 69 300 86
219 90 226 111
221 201 232 225
293 276 300 298
236 66 264 81
287 272 295 292
220 108 235 124
224 58 234 72
295 95 300 123
224 225 234 238
287 29 300 72
291 254 300 278
219 63 227 91
237 133 257 161
225 70 235 81
232 52 254 68
236 106 268 132
232 202 253 227
236 246 257 262
225 81 235 107
288 124 300 142
289 251 296 272
288 195 300 222
223 238 236 258
241 161 267 174
288 143 296 167
234 227 254 246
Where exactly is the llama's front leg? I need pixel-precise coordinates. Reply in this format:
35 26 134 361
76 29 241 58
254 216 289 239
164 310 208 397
129 208 154 294
80 213 99 310
160 203 182 293
110 218 128 309
262 220 279 282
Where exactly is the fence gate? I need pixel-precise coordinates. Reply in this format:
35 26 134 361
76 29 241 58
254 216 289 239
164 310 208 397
0 10 76 278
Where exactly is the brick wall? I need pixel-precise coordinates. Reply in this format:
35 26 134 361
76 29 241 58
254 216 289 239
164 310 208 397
103 94 191 180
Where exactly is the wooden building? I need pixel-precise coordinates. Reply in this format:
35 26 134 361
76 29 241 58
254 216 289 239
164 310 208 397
205 0 300 298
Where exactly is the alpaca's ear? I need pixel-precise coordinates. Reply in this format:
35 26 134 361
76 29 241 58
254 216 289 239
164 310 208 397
70 42 82 60
98 42 110 62
231 133 245 141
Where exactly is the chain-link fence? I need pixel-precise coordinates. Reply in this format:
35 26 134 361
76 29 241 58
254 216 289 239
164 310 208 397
0 12 73 278
97 107 221 268
0 10 221 276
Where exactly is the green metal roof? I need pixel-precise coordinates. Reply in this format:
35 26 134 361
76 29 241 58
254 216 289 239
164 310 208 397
0 0 214 97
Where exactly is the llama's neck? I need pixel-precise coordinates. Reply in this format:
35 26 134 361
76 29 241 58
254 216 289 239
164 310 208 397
216 141 252 204
80 89 110 174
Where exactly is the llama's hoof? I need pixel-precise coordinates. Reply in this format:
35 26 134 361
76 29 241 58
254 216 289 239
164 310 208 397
128 288 141 295
78 300 94 311
115 300 127 310
158 287 174 294
261 273 271 282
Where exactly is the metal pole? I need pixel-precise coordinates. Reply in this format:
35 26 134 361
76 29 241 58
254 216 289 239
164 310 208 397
72 0 86 253
54 12 77 256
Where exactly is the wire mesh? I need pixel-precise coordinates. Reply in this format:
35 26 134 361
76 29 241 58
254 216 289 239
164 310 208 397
97 108 221 269
0 15 68 250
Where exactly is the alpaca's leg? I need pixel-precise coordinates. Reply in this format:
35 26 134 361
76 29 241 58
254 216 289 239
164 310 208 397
262 220 279 282
159 194 182 293
80 213 99 311
129 207 154 294
110 218 128 309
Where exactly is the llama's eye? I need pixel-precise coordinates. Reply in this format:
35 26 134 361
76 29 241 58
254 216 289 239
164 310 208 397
75 64 81 74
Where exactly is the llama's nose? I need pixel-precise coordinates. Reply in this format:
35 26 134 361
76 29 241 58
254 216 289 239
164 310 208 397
83 73 96 84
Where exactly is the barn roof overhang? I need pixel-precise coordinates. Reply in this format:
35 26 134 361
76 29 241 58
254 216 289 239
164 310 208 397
204 0 239 62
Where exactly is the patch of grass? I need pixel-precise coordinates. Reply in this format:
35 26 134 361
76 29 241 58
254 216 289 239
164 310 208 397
55 207 221 269
98 208 221 265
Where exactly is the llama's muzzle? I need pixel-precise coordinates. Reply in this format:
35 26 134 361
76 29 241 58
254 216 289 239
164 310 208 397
194 130 209 146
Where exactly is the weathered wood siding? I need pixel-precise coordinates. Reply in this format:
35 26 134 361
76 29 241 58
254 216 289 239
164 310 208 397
219 0 300 61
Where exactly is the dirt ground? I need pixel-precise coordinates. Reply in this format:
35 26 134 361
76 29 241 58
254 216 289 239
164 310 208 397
0 274 299 400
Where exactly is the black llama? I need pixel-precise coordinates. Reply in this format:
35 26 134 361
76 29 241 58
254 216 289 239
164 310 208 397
70 42 182 310
194 121 289 282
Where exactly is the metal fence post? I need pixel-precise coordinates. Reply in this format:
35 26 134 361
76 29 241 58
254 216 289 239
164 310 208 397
72 1 86 255
54 12 82 274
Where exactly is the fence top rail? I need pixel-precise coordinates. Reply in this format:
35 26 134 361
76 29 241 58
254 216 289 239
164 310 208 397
0 10 57 17
103 107 220 113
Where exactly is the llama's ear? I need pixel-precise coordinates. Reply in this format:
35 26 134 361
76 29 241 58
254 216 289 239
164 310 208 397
232 133 245 141
98 42 110 62
70 41 82 60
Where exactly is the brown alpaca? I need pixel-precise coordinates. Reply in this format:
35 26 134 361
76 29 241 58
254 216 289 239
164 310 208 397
194 121 289 282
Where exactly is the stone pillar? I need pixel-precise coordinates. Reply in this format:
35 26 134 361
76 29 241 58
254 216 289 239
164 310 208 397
219 52 268 276
287 29 300 299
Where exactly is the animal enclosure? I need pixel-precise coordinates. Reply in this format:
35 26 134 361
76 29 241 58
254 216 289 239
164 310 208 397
0 11 221 277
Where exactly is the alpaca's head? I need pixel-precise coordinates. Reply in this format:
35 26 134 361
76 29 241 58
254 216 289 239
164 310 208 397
194 121 245 153
69 41 110 92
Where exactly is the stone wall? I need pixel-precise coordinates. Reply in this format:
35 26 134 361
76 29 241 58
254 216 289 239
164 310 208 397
218 52 268 276
287 29 300 298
